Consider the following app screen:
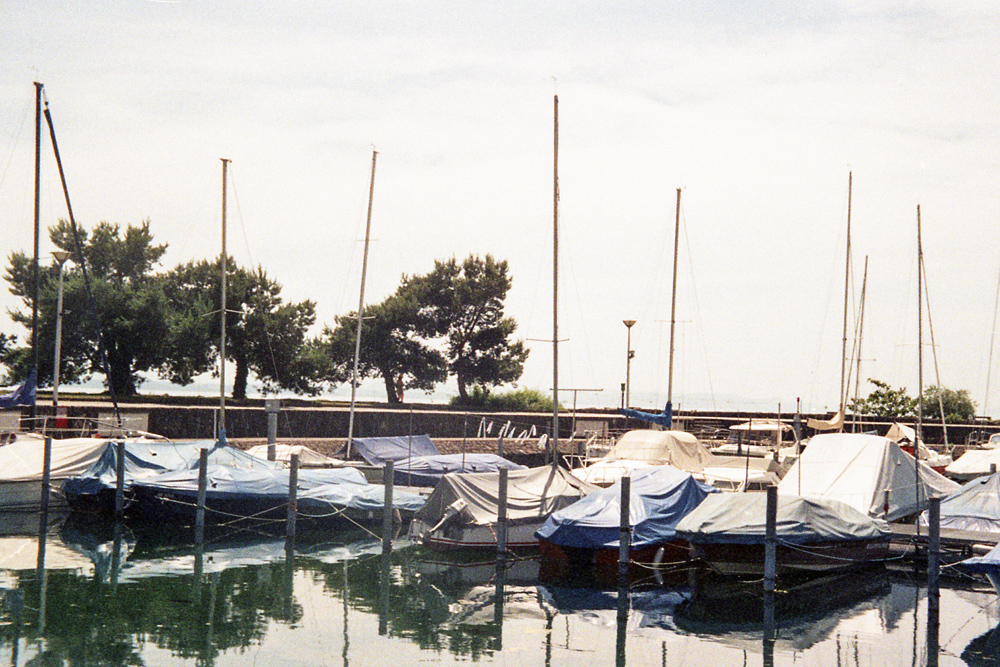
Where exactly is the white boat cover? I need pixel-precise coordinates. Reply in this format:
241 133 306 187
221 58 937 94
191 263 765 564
573 430 713 486
0 437 110 483
918 472 1000 534
777 433 958 521
246 444 343 466
413 466 598 527
945 449 1000 480
674 492 890 545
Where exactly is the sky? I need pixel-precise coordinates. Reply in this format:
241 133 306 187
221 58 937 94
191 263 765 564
2 1 1000 416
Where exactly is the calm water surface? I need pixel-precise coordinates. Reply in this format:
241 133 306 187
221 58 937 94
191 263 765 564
0 512 996 666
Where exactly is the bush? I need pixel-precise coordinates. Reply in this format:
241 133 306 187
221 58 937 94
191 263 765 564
449 386 555 412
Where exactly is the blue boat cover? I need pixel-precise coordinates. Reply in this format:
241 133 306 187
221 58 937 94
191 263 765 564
0 369 35 408
535 466 718 549
130 464 426 513
352 435 438 465
675 493 891 545
392 453 525 487
62 440 279 498
960 541 1000 574
620 401 672 428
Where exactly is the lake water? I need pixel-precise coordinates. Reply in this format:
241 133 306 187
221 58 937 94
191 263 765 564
0 513 997 667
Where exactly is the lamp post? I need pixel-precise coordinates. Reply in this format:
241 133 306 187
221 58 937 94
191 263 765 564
51 251 72 408
623 319 636 409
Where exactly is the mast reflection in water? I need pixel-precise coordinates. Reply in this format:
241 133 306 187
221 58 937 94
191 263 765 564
0 513 995 666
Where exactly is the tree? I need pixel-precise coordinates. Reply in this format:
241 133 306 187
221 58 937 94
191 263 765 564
849 379 917 418
406 254 529 403
321 291 447 404
4 219 170 395
161 259 325 400
922 385 976 424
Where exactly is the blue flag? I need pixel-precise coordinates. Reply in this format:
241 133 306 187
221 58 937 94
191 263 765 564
0 369 36 409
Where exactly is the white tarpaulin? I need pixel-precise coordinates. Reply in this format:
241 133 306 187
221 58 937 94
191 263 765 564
573 429 714 486
777 433 958 522
414 466 598 527
0 437 110 483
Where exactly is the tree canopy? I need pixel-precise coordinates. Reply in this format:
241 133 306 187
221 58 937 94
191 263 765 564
849 379 917 418
922 385 976 424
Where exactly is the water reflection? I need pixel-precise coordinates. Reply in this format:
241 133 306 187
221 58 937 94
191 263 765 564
0 512 996 666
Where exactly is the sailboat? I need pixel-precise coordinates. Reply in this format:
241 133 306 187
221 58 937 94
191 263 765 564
572 189 716 486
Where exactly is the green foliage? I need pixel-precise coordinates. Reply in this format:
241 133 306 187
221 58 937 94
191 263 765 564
404 254 529 401
321 291 447 404
849 379 917 418
922 385 976 424
449 386 555 412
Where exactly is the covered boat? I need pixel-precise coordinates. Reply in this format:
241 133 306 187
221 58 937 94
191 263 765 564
129 464 425 529
945 448 1000 482
0 436 128 510
776 432 958 521
245 443 344 467
409 465 598 550
536 466 717 578
352 434 438 464
571 429 713 486
61 440 279 514
917 472 1000 535
391 453 525 487
675 493 891 575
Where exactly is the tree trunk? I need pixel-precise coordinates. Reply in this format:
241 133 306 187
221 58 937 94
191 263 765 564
381 369 401 404
232 351 249 401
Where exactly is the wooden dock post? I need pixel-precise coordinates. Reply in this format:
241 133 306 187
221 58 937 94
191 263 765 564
764 486 777 594
114 440 125 520
382 460 394 551
196 448 208 543
619 476 631 588
497 467 508 558
40 436 52 516
287 453 299 542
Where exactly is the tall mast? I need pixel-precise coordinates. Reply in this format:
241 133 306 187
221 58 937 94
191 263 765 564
30 82 42 423
917 205 924 447
839 172 852 424
853 256 869 431
219 158 230 445
551 95 559 467
666 187 681 428
347 150 377 460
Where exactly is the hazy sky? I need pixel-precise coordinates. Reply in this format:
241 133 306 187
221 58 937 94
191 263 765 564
3 1 1000 416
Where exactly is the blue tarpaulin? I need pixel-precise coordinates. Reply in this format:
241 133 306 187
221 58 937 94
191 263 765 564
620 401 672 428
535 465 717 550
352 435 438 464
62 439 279 502
0 369 35 409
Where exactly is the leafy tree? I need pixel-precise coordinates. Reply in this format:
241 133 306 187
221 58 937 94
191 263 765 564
322 291 447 404
4 219 170 395
849 379 917 418
162 259 324 399
406 254 529 402
922 385 976 424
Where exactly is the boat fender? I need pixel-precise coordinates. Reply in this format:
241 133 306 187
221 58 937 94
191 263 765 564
653 546 666 586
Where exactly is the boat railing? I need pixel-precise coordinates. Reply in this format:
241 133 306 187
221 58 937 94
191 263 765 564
2 414 167 443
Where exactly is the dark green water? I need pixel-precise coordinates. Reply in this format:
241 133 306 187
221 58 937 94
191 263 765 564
0 513 996 666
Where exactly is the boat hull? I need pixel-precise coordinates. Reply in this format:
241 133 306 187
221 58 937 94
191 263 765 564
689 538 890 576
409 518 543 551
538 537 692 585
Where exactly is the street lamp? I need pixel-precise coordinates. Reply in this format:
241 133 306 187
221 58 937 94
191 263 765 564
51 250 72 408
623 319 636 409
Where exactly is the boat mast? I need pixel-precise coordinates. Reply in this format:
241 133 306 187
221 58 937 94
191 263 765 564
852 256 869 431
30 82 42 424
551 95 559 467
347 150 377 460
917 205 924 448
219 158 230 445
839 172 852 426
666 187 681 429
